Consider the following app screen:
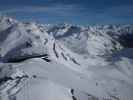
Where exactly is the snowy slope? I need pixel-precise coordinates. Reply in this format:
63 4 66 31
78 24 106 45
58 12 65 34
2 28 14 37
0 19 83 70
46 24 133 57
0 63 27 100
14 58 133 100
0 16 133 100
46 24 124 56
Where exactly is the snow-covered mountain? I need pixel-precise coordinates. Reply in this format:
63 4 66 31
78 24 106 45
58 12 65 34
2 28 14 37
0 16 133 100
46 24 133 57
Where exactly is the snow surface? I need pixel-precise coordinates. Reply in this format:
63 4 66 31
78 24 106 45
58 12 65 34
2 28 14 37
0 16 133 100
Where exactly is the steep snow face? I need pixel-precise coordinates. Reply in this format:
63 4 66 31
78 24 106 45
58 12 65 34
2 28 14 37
46 24 123 56
0 17 84 72
0 21 54 61
47 25 90 55
46 24 133 57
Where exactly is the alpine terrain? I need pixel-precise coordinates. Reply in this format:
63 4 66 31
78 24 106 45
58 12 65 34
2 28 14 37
0 16 133 100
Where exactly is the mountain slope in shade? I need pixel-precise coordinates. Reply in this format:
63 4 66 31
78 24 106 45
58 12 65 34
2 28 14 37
0 16 133 100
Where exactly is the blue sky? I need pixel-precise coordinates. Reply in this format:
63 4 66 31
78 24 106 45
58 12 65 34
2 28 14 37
0 0 133 25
